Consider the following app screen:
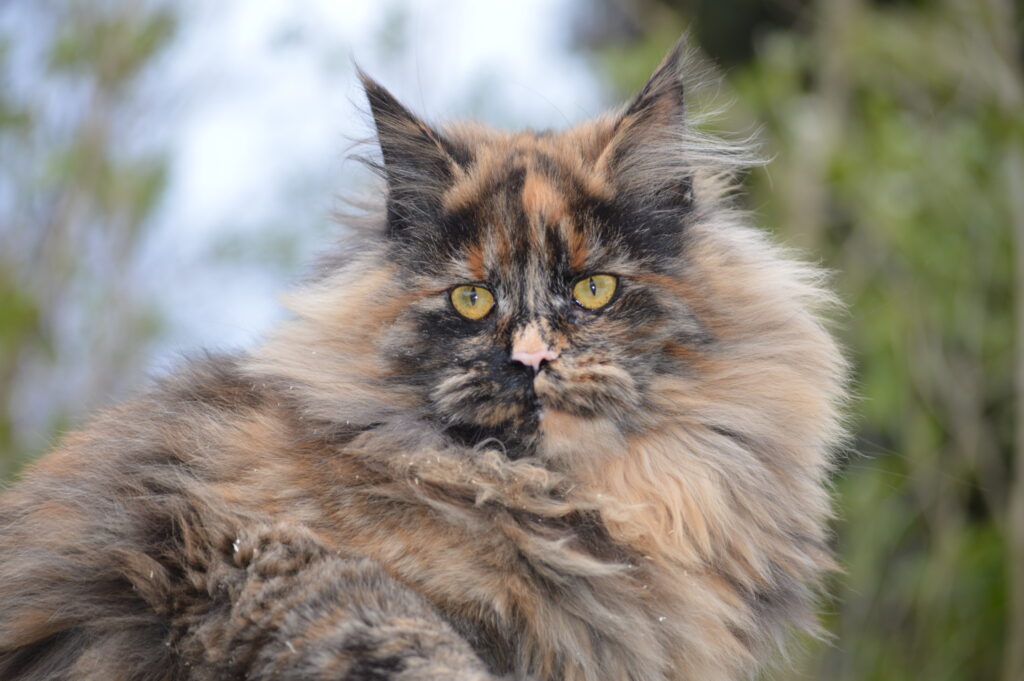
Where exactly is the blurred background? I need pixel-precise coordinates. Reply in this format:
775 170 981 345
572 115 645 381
0 0 1020 679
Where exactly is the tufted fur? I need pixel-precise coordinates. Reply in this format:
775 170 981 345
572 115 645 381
0 39 846 681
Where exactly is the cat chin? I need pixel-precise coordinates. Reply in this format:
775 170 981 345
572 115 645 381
535 407 626 465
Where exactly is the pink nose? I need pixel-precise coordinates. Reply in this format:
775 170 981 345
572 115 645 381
510 348 559 373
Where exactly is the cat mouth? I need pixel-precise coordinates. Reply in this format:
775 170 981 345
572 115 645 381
439 396 542 457
430 366 537 431
531 360 642 419
429 356 640 452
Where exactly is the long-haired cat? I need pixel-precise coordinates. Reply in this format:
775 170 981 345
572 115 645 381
0 39 846 681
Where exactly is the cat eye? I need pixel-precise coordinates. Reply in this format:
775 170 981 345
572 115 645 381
450 285 495 320
572 274 618 310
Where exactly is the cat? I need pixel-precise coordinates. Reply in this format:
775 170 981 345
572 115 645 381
0 38 846 681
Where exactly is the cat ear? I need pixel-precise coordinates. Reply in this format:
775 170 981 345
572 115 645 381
598 37 693 210
358 69 469 239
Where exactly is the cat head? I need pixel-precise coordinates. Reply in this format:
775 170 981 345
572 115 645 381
260 39 844 480
350 41 727 458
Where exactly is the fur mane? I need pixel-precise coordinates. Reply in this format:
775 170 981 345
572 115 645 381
246 126 846 681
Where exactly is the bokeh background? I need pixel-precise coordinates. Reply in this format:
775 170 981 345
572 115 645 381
1 1 1021 679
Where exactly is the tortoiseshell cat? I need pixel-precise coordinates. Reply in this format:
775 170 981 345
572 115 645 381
0 41 846 681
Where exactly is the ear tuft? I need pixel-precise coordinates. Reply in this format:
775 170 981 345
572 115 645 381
597 36 694 212
621 35 687 125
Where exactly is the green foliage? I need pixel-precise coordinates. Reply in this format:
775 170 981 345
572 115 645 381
0 270 44 477
0 1 177 479
47 6 177 94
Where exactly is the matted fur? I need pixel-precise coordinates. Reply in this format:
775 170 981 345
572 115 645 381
0 40 846 681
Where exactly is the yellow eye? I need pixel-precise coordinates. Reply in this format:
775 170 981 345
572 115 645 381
450 285 495 320
572 274 617 310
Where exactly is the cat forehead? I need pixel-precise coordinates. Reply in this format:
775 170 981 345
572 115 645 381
414 122 627 277
378 108 691 274
441 121 617 217
436 156 599 279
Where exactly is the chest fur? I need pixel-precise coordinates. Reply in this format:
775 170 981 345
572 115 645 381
315 487 681 681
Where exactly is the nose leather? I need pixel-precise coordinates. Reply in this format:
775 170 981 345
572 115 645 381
511 348 559 372
510 323 559 373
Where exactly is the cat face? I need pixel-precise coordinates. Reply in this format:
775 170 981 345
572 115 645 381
364 48 712 458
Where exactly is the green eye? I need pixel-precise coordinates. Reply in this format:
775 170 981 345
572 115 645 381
450 285 495 320
572 274 617 310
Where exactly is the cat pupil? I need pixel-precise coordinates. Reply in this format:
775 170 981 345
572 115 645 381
589 278 597 296
469 288 478 306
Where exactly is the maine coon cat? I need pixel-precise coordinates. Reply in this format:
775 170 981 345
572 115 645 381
0 40 846 681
